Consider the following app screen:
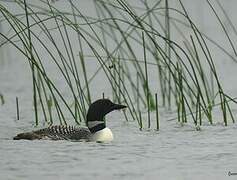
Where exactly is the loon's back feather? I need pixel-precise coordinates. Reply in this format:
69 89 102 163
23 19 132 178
13 125 92 141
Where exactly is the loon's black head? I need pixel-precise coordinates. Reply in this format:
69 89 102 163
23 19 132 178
86 99 126 133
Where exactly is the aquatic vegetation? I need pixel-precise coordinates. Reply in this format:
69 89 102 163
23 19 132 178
0 0 236 130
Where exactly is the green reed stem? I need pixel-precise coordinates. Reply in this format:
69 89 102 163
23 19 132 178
142 32 151 128
155 93 159 130
165 0 172 108
16 97 19 120
24 0 38 125
139 110 142 130
0 93 4 105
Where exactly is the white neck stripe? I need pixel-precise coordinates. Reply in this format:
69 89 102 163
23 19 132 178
88 121 104 129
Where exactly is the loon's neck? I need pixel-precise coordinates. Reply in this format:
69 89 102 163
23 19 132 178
90 127 113 142
87 121 113 142
88 121 105 133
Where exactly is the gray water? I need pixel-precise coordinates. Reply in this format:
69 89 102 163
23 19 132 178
1 1 237 179
1 112 237 180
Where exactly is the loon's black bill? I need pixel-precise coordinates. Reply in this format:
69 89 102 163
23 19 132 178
112 103 127 110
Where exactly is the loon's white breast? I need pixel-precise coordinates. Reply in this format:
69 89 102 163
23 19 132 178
90 127 113 142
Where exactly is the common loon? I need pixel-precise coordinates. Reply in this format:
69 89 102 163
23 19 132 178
13 99 126 142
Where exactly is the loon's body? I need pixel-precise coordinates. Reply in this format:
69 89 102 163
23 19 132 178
13 99 126 142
